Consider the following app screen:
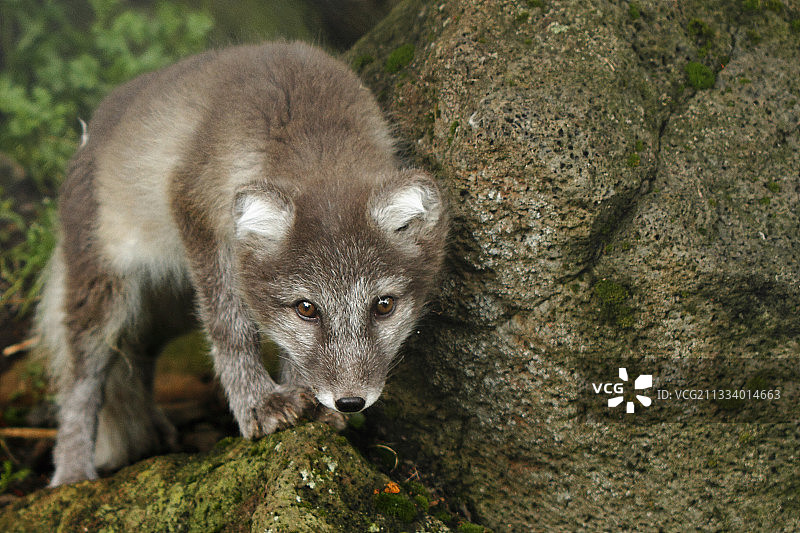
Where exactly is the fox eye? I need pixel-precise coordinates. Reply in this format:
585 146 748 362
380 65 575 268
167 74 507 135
374 296 395 317
295 300 319 320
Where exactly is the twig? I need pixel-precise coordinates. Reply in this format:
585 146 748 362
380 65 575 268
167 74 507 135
0 428 57 439
2 337 38 357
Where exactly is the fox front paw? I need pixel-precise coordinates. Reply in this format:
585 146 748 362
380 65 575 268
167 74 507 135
311 403 347 431
239 385 313 438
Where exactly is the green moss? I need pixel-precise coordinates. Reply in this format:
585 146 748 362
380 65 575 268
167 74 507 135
687 18 714 40
764 0 783 13
403 480 429 498
413 494 429 509
626 153 640 167
458 522 487 533
374 492 417 522
687 18 714 56
526 0 544 7
594 279 634 329
628 2 640 20
384 44 415 73
448 120 460 145
1 425 438 531
746 29 762 44
791 19 800 33
685 61 715 89
516 11 530 23
745 373 769 391
634 139 644 152
741 0 761 12
595 280 627 305
758 196 770 205
765 181 780 193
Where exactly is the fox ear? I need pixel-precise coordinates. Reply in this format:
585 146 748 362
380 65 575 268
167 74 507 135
369 171 444 242
234 185 294 251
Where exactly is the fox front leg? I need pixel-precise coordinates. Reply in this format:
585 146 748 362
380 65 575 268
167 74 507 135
193 247 312 437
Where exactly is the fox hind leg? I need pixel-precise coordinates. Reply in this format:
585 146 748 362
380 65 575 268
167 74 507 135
41 244 127 485
42 245 177 486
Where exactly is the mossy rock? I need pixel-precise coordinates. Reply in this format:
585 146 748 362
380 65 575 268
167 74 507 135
0 424 450 532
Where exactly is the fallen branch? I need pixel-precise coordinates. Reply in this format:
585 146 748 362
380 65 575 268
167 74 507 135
0 428 56 439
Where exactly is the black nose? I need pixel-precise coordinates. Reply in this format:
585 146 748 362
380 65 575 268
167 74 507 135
335 396 366 413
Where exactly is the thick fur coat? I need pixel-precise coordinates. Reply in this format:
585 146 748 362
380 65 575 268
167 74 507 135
37 42 447 486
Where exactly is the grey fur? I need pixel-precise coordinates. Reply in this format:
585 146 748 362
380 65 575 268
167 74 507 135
37 42 447 486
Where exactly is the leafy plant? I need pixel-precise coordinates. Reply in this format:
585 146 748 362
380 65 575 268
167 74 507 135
0 0 213 190
0 199 56 314
0 460 30 495
0 0 213 314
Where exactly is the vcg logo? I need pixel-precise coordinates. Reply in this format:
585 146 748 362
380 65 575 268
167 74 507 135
592 367 652 414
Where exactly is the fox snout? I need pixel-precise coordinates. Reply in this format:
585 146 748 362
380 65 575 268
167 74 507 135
334 397 365 412
315 387 383 413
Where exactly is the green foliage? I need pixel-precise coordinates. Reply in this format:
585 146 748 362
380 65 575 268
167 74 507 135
0 0 213 314
0 0 213 190
0 199 56 314
0 460 30 495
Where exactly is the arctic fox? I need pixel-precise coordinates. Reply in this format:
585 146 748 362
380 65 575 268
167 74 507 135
37 42 447 486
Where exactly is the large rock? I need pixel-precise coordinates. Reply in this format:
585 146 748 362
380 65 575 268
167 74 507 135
0 424 450 532
348 0 800 530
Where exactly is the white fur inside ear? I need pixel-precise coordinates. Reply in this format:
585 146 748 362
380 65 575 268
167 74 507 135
372 184 439 233
235 195 293 244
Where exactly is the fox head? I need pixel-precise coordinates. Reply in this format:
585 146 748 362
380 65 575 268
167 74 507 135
233 169 447 412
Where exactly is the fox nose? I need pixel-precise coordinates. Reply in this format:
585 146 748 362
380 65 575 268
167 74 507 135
335 396 366 413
